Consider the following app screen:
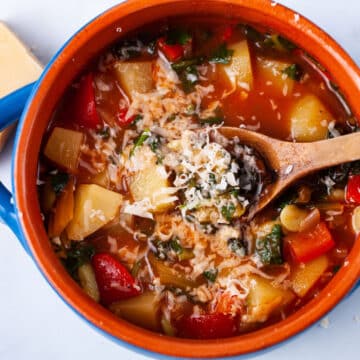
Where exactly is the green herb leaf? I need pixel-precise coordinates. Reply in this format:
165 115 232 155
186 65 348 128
63 242 95 277
50 172 69 195
203 268 218 282
221 203 236 222
208 173 216 184
199 116 223 125
171 58 203 72
179 65 199 93
131 114 143 126
209 43 234 64
170 238 183 253
282 64 302 81
130 130 151 157
166 29 191 45
228 237 246 256
255 224 283 265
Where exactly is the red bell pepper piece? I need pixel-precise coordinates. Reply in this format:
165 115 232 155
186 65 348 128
158 37 184 62
346 174 360 203
74 73 100 129
222 25 234 41
91 253 141 305
117 108 136 126
285 222 335 264
177 313 237 339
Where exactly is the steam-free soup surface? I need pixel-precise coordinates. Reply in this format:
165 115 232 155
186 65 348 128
38 18 360 339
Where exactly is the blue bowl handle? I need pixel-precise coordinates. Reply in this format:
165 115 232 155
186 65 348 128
0 83 36 254
0 182 30 253
0 83 35 131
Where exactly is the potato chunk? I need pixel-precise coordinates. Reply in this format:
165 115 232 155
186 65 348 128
290 255 329 297
66 184 123 240
130 164 176 213
246 275 294 323
256 57 295 96
149 254 200 290
44 127 84 172
110 291 160 331
221 40 253 90
114 61 154 100
289 95 333 142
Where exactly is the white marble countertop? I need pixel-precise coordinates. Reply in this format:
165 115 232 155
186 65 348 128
0 1 359 359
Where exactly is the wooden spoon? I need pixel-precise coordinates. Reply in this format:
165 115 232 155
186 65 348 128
219 126 360 218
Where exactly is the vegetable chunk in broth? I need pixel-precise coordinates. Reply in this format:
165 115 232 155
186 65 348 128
37 18 360 339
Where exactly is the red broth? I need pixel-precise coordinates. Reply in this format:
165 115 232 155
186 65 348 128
37 18 360 339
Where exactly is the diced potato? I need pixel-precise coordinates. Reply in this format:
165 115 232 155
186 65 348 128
110 291 160 331
221 40 253 90
78 263 100 302
66 184 123 240
256 57 295 96
130 164 176 213
280 204 308 232
48 178 74 237
290 255 329 297
246 275 295 323
352 206 360 234
149 254 200 290
114 61 154 100
44 127 84 172
289 95 333 142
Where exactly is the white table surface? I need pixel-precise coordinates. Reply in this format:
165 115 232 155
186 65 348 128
0 1 359 359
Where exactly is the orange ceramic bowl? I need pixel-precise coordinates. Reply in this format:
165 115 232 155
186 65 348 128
5 0 360 357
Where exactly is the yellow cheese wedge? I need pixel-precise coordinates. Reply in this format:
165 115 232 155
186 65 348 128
0 22 43 151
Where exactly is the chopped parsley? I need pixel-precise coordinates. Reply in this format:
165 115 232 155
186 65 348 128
50 172 69 195
209 43 234 64
169 238 194 261
169 238 183 253
149 136 160 152
228 237 246 257
255 224 283 265
179 65 199 93
130 130 151 157
282 64 302 81
221 203 236 222
203 268 218 282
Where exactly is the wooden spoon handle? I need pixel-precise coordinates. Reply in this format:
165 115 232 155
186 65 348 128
276 132 360 180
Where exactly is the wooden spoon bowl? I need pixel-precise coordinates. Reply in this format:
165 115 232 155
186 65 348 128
219 126 360 217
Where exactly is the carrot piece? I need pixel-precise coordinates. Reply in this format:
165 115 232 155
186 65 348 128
285 222 335 263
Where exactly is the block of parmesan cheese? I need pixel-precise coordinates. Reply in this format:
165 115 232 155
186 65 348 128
0 22 43 151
